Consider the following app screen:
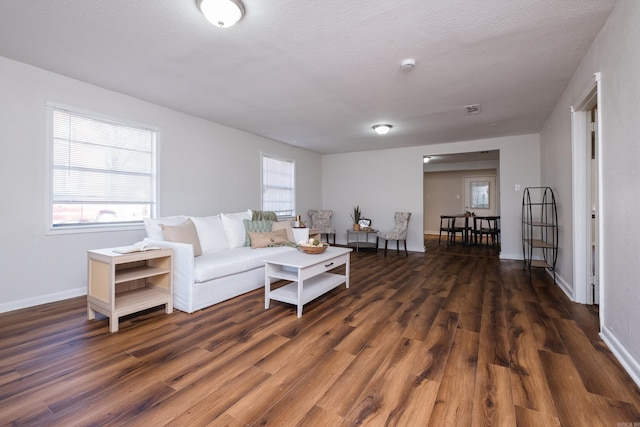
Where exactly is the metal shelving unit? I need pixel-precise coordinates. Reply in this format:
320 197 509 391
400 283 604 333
522 187 558 282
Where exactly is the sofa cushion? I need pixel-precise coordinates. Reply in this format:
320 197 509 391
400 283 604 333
193 246 294 283
248 229 289 248
190 215 230 253
220 210 252 249
271 219 295 242
243 219 273 246
160 218 203 256
144 215 188 241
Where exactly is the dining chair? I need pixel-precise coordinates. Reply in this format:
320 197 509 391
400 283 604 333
472 216 500 247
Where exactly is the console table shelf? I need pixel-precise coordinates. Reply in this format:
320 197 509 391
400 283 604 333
87 247 173 332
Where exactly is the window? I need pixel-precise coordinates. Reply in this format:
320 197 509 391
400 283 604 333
49 105 157 230
261 154 295 217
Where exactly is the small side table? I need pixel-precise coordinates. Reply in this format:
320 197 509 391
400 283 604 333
87 247 173 332
346 229 379 252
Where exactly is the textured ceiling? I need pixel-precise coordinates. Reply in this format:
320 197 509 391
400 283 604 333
0 0 618 154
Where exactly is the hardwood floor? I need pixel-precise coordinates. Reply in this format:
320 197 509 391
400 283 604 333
1 236 639 426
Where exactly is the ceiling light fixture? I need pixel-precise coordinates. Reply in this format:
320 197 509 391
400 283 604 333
373 124 392 135
197 0 245 28
423 156 431 163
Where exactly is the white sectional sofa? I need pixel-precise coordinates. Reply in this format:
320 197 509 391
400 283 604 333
142 210 304 313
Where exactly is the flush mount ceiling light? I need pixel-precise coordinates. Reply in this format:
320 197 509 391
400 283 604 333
197 0 245 28
373 124 392 135
423 156 431 163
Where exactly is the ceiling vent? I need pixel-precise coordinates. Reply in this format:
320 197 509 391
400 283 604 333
464 104 481 115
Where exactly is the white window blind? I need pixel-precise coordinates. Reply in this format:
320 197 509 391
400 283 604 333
50 106 157 228
262 155 295 217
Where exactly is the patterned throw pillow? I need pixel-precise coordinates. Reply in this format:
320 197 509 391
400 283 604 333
243 219 273 246
251 210 278 221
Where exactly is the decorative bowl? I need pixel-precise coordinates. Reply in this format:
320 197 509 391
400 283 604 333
300 243 329 254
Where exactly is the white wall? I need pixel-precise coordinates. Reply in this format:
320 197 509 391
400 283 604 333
0 56 322 312
323 134 540 260
539 0 640 384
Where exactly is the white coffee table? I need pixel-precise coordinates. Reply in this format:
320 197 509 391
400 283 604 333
263 246 352 317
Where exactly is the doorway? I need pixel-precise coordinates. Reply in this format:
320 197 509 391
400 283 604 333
422 151 500 235
571 72 602 314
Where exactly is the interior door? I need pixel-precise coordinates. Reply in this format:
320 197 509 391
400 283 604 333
464 176 497 216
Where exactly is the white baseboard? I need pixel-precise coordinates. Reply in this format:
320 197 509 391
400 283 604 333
499 251 522 261
551 270 573 300
601 326 640 388
0 287 86 314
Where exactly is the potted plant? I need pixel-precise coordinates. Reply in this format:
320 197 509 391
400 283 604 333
350 205 362 231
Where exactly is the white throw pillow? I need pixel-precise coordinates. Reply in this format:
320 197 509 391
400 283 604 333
143 215 188 241
220 210 252 249
190 215 230 253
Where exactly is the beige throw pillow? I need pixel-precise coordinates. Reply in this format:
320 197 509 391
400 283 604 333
248 229 289 249
271 220 295 242
160 218 203 256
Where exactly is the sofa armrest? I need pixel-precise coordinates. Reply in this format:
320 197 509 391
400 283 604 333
143 238 194 310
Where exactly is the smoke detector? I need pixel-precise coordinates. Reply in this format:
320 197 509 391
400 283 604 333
401 58 416 71
464 104 481 115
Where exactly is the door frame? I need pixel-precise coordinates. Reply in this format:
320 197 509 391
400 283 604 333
571 72 603 321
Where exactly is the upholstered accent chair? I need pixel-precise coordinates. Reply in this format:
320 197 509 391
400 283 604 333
308 210 336 244
377 212 411 256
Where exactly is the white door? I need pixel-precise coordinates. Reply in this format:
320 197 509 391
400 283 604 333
464 176 497 216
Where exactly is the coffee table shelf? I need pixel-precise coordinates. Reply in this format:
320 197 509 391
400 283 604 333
263 246 352 317
269 273 347 306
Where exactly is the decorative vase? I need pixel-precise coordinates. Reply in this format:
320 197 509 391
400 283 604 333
353 223 361 231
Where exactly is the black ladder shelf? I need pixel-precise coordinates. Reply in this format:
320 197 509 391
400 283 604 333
522 187 558 282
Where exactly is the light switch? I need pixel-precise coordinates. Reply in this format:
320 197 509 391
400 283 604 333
515 184 521 191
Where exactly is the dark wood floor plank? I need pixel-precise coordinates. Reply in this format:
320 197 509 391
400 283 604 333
427 329 480 427
471 363 516 426
503 282 558 416
523 301 567 354
412 309 459 383
296 405 352 427
479 279 510 367
538 349 610 426
514 405 561 427
401 296 444 341
161 366 271 426
315 320 406 417
553 316 640 406
250 350 355 426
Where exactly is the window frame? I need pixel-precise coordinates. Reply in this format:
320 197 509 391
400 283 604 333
45 102 160 235
260 153 296 219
